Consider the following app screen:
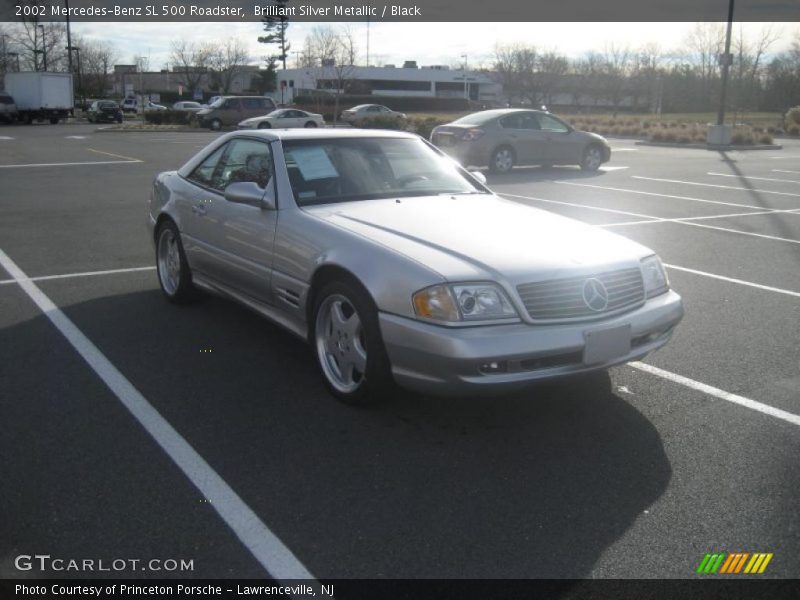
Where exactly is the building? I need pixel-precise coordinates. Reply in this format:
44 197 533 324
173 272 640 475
109 64 264 99
275 64 502 105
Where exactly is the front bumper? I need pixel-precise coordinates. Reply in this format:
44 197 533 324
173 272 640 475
379 290 683 396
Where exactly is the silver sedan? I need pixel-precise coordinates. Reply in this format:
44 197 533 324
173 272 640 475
147 129 683 404
238 109 325 130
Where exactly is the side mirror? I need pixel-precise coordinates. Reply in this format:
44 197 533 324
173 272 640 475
470 171 487 185
224 181 276 210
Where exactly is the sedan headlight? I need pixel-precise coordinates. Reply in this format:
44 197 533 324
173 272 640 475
641 255 669 298
413 283 518 323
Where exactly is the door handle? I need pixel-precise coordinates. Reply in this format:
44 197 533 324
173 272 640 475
192 204 207 216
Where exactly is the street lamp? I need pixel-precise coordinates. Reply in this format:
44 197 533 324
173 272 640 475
461 54 468 100
39 25 47 71
8 52 20 72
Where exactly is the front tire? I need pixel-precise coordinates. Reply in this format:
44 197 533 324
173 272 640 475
210 118 222 131
257 122 271 129
155 221 195 303
581 144 604 171
489 146 515 174
312 280 394 405
304 121 318 128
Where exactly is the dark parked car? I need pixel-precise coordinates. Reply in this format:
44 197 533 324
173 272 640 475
87 100 123 123
431 109 611 173
0 91 18 123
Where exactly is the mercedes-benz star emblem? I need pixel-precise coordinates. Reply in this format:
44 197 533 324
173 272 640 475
582 278 609 312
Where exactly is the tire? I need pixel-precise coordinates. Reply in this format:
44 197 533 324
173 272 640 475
116 116 123 124
304 121 318 128
155 220 195 304
24 114 33 125
210 118 222 131
312 280 394 405
49 117 59 125
489 146 515 174
257 122 271 129
581 144 604 171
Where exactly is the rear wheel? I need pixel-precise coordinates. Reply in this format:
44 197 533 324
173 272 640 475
581 145 603 171
489 146 515 174
257 121 271 129
210 118 222 131
155 221 195 303
304 121 318 128
312 280 394 405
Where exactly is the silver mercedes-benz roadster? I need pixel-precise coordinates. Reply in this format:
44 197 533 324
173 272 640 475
147 129 683 404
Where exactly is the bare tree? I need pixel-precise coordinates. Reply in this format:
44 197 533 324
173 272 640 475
683 23 725 105
209 39 251 94
600 43 632 112
170 39 216 94
730 25 781 115
303 26 358 123
77 37 118 97
493 44 538 105
8 18 67 72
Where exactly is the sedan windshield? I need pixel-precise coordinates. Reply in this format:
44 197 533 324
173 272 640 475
282 137 486 206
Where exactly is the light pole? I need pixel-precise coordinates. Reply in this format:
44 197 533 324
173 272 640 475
716 0 735 127
65 0 73 74
39 25 48 71
461 54 468 100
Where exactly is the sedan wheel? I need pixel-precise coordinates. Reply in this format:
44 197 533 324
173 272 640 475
258 122 271 129
156 221 195 303
313 281 393 405
581 145 603 171
304 121 318 128
210 118 222 131
490 146 515 174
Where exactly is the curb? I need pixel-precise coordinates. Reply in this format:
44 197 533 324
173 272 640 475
95 126 205 133
635 141 782 151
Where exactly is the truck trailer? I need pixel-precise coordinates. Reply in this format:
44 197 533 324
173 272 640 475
4 72 74 124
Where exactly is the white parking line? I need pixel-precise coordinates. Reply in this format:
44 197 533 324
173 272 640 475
602 208 800 228
663 263 800 298
0 160 141 169
630 362 800 429
0 265 155 286
0 248 317 583
600 166 629 171
707 172 800 185
87 148 142 162
773 169 800 175
631 176 800 198
554 181 780 211
503 192 800 245
0 136 14 140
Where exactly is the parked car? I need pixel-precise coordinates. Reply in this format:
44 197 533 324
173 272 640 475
340 104 407 127
0 91 18 123
144 101 167 112
238 109 325 130
148 129 683 404
86 100 123 123
195 96 277 131
173 101 204 113
431 109 612 173
120 97 138 113
120 97 166 113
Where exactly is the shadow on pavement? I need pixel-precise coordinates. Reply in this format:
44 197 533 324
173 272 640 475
5 287 673 579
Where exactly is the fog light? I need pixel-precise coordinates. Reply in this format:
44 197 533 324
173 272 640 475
479 361 507 374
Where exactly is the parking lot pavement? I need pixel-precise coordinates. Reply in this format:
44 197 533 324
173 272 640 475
1 125 798 580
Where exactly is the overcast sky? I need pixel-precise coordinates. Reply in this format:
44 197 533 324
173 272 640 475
70 21 800 70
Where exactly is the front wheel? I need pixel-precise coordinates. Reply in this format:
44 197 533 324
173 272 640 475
312 281 394 405
257 121 271 129
155 221 195 303
581 145 604 171
210 118 222 131
304 121 318 128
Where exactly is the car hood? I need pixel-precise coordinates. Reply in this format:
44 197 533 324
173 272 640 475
304 194 652 284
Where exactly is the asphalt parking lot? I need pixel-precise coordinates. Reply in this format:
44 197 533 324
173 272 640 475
1 123 798 581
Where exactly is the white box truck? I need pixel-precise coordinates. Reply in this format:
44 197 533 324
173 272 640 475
4 72 74 124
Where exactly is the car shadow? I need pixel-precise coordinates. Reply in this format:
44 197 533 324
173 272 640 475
7 287 673 579
482 166 609 187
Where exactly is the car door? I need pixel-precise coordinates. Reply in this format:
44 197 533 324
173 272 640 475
222 98 242 125
275 110 295 128
498 113 545 164
536 113 579 163
203 137 279 303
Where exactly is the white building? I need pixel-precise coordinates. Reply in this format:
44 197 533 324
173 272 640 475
275 64 501 105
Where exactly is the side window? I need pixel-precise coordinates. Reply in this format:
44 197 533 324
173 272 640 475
217 139 275 192
519 113 541 130
538 114 570 133
223 98 240 110
187 143 229 190
499 114 521 129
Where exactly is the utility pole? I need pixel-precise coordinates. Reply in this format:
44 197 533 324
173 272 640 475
716 0 735 126
462 54 468 100
65 0 73 74
39 25 48 71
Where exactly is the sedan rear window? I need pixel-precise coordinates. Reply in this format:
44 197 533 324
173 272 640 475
282 137 485 206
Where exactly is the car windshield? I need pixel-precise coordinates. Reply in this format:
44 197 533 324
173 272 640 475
209 98 224 108
451 110 508 126
266 110 286 117
282 137 486 206
183 102 200 108
0 95 14 105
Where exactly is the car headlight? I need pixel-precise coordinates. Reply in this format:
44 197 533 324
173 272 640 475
413 283 518 323
641 255 669 298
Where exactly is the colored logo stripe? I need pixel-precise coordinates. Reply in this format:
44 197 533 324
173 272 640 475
698 552 773 574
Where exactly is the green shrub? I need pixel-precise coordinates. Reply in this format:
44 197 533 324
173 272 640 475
144 110 192 125
410 116 449 139
785 106 800 128
759 133 773 145
787 124 800 136
357 115 408 130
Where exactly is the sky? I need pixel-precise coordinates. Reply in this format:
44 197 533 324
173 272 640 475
70 21 800 71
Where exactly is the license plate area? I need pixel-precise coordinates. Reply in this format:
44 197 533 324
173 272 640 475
583 324 631 365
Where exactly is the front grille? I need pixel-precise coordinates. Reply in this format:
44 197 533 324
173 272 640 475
517 267 644 322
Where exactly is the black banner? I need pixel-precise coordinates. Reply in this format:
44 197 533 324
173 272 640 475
3 579 800 600
1 0 798 22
